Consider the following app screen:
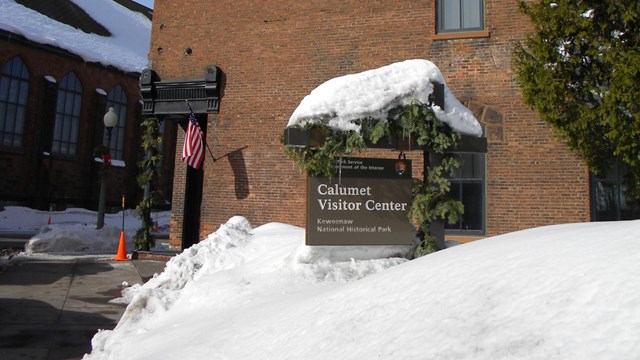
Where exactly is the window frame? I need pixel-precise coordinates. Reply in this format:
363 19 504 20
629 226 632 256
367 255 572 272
52 72 83 157
444 151 486 235
105 85 128 161
0 56 30 149
436 0 489 39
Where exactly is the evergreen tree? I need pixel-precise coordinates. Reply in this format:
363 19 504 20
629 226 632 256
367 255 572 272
513 0 640 198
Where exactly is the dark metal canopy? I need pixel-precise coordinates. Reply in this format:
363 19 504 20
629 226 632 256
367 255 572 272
140 65 221 116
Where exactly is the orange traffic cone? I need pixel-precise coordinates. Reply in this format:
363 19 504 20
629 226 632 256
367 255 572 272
112 231 128 261
47 215 51 225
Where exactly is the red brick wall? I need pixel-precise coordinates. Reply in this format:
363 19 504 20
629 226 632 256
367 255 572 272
150 0 590 246
0 38 172 210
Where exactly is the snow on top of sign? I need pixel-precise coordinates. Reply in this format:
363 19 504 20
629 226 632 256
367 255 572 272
287 59 483 137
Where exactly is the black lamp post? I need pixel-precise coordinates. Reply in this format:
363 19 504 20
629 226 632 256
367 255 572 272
97 107 118 229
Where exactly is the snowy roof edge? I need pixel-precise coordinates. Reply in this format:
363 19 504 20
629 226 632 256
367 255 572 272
0 0 151 73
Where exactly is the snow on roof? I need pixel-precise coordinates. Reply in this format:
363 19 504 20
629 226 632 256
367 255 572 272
287 59 483 137
0 0 151 73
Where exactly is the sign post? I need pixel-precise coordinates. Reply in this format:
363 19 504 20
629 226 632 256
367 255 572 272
307 156 413 246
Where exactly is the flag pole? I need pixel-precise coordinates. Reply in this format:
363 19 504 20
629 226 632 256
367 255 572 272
185 99 216 163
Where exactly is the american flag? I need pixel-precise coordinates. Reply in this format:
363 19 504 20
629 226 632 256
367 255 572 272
182 112 204 169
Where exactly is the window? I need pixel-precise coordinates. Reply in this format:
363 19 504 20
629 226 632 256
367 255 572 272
438 0 484 33
591 162 640 221
52 72 82 156
105 85 127 160
445 152 485 234
0 57 30 149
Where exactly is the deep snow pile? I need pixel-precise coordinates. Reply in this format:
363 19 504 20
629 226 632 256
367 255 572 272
85 217 640 360
88 216 410 357
287 59 483 137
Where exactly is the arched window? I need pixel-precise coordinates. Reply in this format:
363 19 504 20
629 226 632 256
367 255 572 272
52 72 82 156
106 85 127 160
0 57 30 149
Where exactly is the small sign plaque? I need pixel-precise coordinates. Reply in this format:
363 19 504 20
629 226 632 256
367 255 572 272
307 156 414 246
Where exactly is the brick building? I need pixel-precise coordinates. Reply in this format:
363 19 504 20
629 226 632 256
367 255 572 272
0 0 176 212
143 0 638 249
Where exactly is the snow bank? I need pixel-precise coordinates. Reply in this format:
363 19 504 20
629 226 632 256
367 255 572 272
287 59 483 137
84 219 640 360
86 216 409 359
116 216 257 307
25 223 124 254
0 206 170 255
0 205 61 233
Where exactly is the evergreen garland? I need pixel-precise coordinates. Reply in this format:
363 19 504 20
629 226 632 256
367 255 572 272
134 117 162 251
284 126 366 178
284 103 463 257
396 104 462 257
410 154 462 257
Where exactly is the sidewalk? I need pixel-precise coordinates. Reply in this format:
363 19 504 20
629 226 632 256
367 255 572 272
0 257 166 359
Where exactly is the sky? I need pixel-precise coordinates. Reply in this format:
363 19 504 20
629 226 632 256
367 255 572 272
132 0 154 9
2 206 639 359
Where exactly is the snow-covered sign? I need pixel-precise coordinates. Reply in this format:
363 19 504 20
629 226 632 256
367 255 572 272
287 59 483 137
0 0 151 73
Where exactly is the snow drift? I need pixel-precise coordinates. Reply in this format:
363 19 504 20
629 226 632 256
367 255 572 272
85 217 640 360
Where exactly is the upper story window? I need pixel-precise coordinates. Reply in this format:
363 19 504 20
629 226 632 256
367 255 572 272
0 57 30 149
437 0 485 33
106 85 127 161
52 72 82 156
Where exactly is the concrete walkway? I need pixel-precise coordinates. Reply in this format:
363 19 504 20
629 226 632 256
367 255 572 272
0 257 166 360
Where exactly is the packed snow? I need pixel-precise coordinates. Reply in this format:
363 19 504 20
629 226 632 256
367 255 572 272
78 215 639 360
287 59 483 137
0 0 151 73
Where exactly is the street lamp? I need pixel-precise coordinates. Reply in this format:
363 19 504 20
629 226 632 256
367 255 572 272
96 107 118 229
